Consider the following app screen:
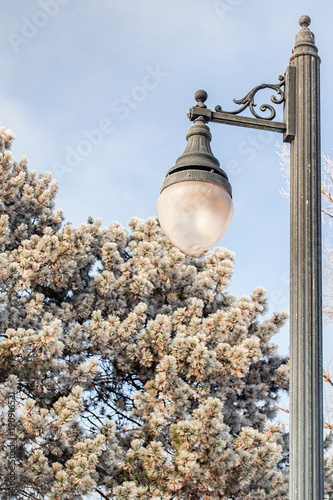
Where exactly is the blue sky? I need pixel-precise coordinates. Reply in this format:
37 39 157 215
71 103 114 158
0 0 333 369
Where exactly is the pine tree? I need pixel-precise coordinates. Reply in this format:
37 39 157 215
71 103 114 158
0 125 291 499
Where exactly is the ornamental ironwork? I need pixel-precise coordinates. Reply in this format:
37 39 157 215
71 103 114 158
214 75 285 120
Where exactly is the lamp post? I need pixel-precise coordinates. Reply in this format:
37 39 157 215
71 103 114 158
157 16 323 500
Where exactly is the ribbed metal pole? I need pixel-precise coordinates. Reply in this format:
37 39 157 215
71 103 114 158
289 16 323 500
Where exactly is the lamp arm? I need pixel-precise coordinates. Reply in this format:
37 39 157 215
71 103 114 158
187 67 295 142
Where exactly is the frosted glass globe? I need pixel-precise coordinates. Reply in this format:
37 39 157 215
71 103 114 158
157 180 234 256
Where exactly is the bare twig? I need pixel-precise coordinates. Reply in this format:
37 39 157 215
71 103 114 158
96 487 111 499
324 370 333 387
276 405 289 414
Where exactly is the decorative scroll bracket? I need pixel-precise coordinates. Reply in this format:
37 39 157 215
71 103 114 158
215 75 285 120
187 67 296 143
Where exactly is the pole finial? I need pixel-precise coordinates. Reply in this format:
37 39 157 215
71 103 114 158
299 15 311 28
194 90 208 107
291 14 318 60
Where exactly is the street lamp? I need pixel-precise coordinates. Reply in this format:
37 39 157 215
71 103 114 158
157 16 323 500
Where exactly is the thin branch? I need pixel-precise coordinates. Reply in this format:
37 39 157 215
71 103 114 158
85 415 99 431
276 405 289 414
322 209 333 218
324 370 333 387
19 490 41 500
322 186 333 206
96 487 111 499
94 387 141 427
84 407 105 426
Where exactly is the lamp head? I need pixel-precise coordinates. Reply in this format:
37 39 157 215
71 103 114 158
157 98 233 256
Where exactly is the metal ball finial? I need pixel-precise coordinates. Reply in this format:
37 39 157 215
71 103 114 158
194 90 208 104
299 15 311 28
